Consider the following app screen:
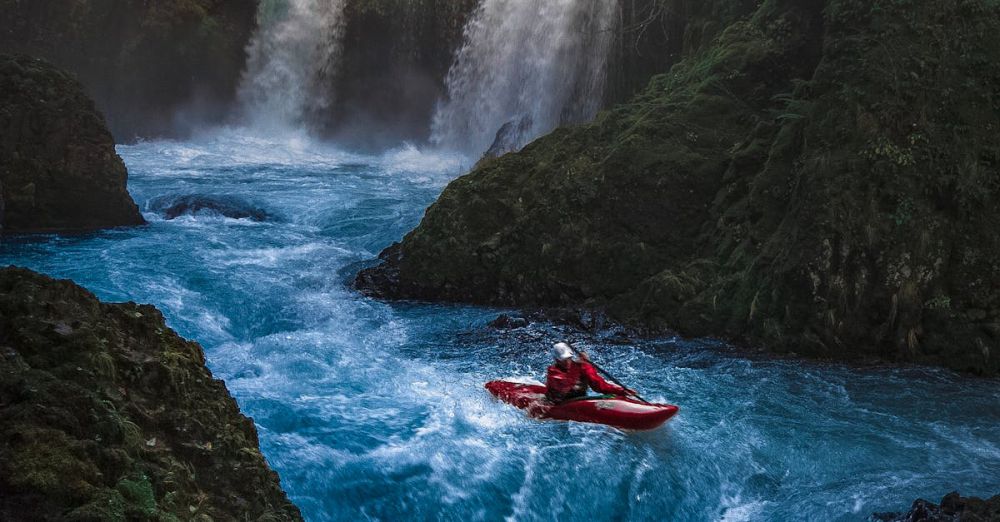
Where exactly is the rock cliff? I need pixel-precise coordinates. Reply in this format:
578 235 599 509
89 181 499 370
358 0 1000 376
0 267 302 520
329 0 478 146
0 0 259 139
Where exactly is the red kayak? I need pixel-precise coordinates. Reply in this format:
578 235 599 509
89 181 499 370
485 380 679 431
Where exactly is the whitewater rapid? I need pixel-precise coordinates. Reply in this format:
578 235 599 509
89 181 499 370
1 133 997 521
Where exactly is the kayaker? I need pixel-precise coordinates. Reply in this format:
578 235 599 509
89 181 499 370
546 342 636 402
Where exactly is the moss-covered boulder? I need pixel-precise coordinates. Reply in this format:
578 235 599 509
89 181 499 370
358 0 1000 375
0 55 144 234
0 0 258 139
0 267 301 520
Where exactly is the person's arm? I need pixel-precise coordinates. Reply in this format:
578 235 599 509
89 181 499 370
581 362 626 396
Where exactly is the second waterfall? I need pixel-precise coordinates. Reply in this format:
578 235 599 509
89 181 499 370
431 0 618 156
239 0 347 131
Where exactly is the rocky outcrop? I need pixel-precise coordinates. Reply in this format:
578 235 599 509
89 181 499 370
148 194 269 221
357 0 1000 376
324 0 477 146
0 55 144 234
0 267 301 520
875 492 1000 522
0 0 258 139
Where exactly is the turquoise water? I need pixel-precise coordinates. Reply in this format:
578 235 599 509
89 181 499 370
2 131 998 521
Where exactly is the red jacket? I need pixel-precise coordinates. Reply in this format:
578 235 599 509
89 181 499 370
546 360 624 401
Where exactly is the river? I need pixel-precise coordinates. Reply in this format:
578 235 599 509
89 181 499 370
1 130 997 521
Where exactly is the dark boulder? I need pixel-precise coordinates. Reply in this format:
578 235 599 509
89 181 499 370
874 492 1000 522
488 313 530 330
149 194 269 221
0 55 144 234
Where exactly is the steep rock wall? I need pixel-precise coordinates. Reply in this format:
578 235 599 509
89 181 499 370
0 0 258 140
0 267 302 520
323 0 477 146
357 0 1000 376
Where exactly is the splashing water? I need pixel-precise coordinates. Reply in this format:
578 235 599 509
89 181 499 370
239 0 347 131
430 0 617 156
1 135 998 521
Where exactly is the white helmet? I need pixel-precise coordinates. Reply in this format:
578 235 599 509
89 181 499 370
552 342 574 361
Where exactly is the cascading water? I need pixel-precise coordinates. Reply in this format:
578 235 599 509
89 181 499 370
5 4 999 521
2 135 998 521
238 0 347 131
430 0 618 156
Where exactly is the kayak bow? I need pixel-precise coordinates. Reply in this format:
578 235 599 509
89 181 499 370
485 380 679 431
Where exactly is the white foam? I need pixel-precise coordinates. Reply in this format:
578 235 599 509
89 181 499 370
719 500 769 522
379 143 470 181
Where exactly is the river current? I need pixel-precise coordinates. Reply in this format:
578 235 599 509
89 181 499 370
1 131 997 521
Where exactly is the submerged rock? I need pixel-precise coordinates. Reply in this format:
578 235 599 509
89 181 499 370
0 267 301 520
488 313 529 330
0 55 145 234
873 492 1000 522
149 194 269 221
357 0 1000 375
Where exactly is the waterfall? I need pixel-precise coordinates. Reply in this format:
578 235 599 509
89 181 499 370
430 0 618 156
238 0 347 131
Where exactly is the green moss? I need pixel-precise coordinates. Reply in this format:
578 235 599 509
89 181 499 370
0 267 302 520
116 474 158 517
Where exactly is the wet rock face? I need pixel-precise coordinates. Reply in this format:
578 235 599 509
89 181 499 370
0 267 302 520
483 117 533 160
0 0 258 140
325 0 478 147
357 0 1000 376
874 492 1000 522
0 55 144 234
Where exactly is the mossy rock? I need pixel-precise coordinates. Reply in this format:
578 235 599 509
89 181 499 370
358 0 1000 376
0 267 302 520
0 55 145 233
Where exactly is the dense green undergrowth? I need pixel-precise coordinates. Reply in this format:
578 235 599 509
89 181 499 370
359 0 1000 375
